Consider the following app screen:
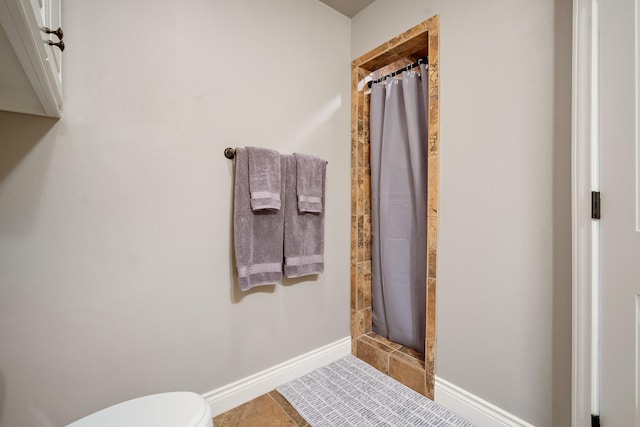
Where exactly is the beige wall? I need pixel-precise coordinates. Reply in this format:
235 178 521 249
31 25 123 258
352 1 572 426
0 1 351 426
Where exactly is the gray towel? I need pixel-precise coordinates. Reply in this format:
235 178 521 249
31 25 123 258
294 153 326 213
283 154 325 278
234 148 285 290
248 147 281 211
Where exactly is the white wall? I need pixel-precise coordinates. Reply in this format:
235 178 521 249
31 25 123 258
352 1 572 426
0 1 351 426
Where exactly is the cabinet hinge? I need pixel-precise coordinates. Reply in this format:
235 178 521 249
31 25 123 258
591 191 601 220
592 414 601 427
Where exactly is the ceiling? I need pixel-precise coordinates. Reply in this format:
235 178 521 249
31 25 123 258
318 0 376 18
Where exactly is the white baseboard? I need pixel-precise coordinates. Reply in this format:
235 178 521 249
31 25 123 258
435 377 535 427
203 336 351 416
204 340 533 425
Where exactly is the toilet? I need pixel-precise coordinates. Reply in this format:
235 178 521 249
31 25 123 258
66 391 213 427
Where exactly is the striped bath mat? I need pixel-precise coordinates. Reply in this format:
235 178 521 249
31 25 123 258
276 355 475 426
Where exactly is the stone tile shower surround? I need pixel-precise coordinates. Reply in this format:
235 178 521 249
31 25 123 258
350 16 439 398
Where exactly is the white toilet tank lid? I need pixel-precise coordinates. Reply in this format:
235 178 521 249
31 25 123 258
66 391 212 427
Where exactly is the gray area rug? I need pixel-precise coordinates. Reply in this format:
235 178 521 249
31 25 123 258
276 355 476 426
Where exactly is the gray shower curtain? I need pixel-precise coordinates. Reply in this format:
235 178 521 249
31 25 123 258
370 64 428 352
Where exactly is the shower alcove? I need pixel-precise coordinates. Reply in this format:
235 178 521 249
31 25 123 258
350 16 439 398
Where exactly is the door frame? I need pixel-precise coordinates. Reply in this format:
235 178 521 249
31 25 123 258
571 0 598 425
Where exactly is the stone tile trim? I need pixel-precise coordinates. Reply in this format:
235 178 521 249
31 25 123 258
355 333 427 396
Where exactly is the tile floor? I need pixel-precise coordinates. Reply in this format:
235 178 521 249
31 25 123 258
213 391 309 427
213 337 427 426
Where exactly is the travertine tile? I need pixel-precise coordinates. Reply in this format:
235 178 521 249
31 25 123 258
268 391 310 427
353 307 371 337
395 345 426 365
213 394 296 427
429 61 440 96
363 168 371 215
351 168 357 214
356 262 365 310
355 261 372 311
357 215 364 262
363 214 371 260
428 129 439 156
351 309 364 342
357 67 368 84
351 118 358 153
351 66 359 156
357 133 364 170
357 168 365 215
389 352 427 396
350 215 357 266
427 216 438 279
353 43 391 68
362 95 370 161
361 260 371 308
427 155 439 217
363 307 372 334
426 277 437 400
351 264 357 311
357 100 364 169
356 334 393 374
365 331 402 350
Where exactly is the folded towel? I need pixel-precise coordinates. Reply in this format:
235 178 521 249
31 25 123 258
294 153 326 213
284 154 325 278
234 148 285 290
248 147 281 211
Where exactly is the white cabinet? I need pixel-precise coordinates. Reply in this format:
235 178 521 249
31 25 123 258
0 0 62 117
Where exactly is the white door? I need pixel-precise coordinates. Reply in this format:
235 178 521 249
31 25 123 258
599 0 640 425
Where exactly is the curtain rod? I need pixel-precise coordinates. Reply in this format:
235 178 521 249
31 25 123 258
366 56 429 89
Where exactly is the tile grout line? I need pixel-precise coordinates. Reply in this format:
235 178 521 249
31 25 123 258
365 333 400 352
366 333 425 364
